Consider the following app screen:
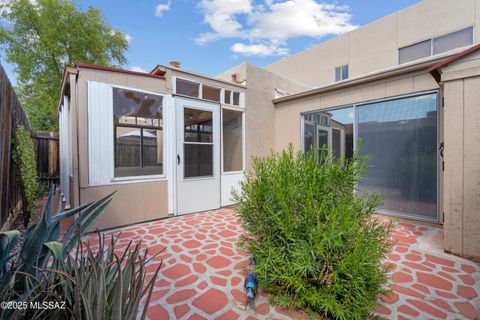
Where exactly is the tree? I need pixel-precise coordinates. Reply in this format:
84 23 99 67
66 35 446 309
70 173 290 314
0 0 129 131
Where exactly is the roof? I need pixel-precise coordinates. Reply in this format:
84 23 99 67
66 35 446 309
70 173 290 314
428 43 480 82
75 63 166 80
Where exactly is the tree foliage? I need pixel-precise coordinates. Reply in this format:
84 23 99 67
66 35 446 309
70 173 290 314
0 0 129 131
234 146 393 319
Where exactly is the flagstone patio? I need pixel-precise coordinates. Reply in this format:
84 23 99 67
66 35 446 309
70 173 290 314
82 208 480 320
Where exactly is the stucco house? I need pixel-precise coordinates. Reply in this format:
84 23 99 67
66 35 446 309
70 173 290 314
57 0 480 260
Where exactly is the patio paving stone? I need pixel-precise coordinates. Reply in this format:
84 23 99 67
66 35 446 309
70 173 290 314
82 208 480 319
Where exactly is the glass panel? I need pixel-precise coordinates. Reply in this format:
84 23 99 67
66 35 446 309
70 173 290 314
115 126 141 175
303 107 354 160
332 128 342 159
233 92 240 106
142 129 163 168
203 85 221 102
113 88 163 127
176 78 200 97
184 144 213 178
224 90 231 104
399 40 432 64
357 93 438 219
304 123 315 153
341 65 349 80
184 108 213 143
335 67 341 81
433 27 473 55
223 109 243 172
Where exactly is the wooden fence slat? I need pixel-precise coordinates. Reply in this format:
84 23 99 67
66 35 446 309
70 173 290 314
0 62 30 229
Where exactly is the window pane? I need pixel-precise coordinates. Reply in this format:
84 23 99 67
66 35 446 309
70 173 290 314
115 126 141 176
184 144 213 178
303 107 354 161
203 85 221 102
223 109 243 172
113 88 163 127
142 129 163 169
184 108 213 143
335 67 341 81
304 123 315 152
433 27 473 55
357 93 438 219
342 65 348 80
399 40 431 64
232 92 240 106
176 78 200 97
224 90 231 104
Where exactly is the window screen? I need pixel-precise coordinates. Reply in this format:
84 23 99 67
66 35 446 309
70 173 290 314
357 93 438 220
113 88 163 177
202 85 221 102
176 78 200 98
399 40 432 64
222 109 243 172
433 27 473 55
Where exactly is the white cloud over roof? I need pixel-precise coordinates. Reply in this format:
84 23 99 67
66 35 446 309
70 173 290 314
196 0 357 56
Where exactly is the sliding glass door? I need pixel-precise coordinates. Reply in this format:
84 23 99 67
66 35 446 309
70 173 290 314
302 92 438 222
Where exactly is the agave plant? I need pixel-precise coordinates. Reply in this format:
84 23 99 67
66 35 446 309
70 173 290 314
13 233 161 320
0 189 163 320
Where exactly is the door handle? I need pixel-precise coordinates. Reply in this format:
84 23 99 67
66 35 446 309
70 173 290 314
177 154 181 165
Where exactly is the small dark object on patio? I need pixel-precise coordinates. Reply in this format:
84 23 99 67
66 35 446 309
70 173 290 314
244 257 258 309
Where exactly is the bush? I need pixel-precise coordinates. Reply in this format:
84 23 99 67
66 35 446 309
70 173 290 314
234 146 392 320
13 124 39 225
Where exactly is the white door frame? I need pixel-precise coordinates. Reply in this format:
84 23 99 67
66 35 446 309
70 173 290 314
175 97 221 215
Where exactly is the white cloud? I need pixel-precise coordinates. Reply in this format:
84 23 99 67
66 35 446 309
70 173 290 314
231 42 288 56
196 0 357 56
154 1 171 17
129 66 147 73
125 33 133 44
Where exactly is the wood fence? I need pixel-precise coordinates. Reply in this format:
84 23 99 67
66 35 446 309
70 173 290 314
32 131 59 188
0 62 30 229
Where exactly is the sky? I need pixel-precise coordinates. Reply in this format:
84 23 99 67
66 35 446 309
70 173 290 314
1 0 422 85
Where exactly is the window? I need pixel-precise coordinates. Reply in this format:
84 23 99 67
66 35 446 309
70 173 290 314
433 27 473 55
399 40 432 64
176 78 200 98
184 108 213 178
232 91 240 106
335 65 348 81
113 87 163 177
399 27 474 64
202 85 221 102
222 109 243 172
224 90 231 104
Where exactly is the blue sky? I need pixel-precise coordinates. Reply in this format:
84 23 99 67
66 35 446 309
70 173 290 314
1 0 422 84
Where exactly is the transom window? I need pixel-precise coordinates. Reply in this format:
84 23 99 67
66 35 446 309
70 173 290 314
113 87 164 177
175 78 242 107
399 27 473 64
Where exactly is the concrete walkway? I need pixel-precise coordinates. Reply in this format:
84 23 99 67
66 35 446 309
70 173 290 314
83 208 480 319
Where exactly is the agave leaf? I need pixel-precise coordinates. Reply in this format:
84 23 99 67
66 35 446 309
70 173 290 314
111 255 123 319
0 230 20 274
43 241 64 262
63 196 114 254
140 262 162 320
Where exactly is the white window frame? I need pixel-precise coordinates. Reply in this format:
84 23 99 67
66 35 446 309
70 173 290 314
173 76 201 99
111 84 168 183
221 105 245 174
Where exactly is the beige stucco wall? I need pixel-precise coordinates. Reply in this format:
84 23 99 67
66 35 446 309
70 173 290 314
72 68 170 229
218 63 310 171
441 51 480 260
266 0 479 87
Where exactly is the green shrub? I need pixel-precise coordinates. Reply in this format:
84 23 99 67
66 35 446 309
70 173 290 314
234 146 392 320
13 124 39 225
